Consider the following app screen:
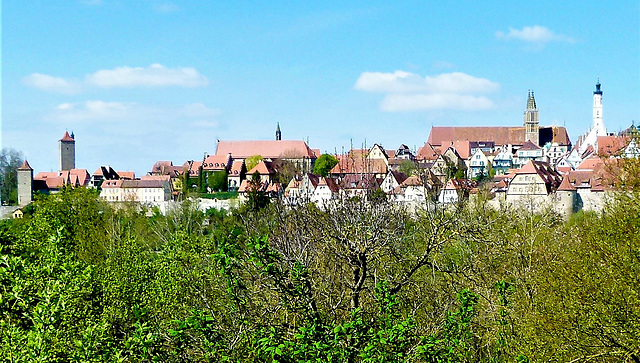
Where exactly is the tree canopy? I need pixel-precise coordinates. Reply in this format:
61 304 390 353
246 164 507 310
313 153 339 177
1 168 639 361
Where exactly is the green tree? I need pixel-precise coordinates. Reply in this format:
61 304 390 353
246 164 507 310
398 160 417 176
0 148 24 205
313 154 339 177
208 170 228 192
245 155 263 171
245 171 269 211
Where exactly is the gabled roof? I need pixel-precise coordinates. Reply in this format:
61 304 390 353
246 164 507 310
215 140 316 159
520 140 541 151
416 143 442 161
317 177 340 193
388 170 408 184
248 160 275 175
514 161 562 188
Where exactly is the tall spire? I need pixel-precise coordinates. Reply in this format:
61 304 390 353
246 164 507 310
524 89 539 145
275 123 282 141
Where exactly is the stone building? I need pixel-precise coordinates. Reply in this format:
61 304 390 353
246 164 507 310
17 160 33 206
59 131 76 171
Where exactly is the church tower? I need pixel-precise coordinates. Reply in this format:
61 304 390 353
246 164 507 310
592 79 606 136
275 123 282 141
17 160 33 206
59 131 75 171
524 90 539 146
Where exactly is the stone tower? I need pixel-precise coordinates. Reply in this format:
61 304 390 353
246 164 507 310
524 90 539 146
275 123 281 141
17 160 33 206
59 131 75 171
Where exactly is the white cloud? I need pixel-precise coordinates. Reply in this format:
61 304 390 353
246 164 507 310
23 73 81 94
154 3 179 13
49 100 138 122
355 70 499 112
86 64 209 88
24 64 209 93
47 100 220 126
355 71 499 94
381 94 494 112
496 25 574 44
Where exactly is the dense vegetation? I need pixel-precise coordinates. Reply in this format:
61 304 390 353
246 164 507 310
1 182 639 361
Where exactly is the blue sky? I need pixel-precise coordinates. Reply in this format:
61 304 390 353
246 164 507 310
2 1 639 175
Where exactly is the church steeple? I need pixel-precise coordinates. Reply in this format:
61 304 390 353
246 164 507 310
524 90 539 146
275 123 281 141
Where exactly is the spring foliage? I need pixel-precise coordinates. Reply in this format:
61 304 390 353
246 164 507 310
0 182 639 361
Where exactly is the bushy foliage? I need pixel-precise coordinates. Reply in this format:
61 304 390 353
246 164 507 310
1 185 639 361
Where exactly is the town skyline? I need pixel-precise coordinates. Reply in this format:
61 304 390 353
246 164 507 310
2 1 639 175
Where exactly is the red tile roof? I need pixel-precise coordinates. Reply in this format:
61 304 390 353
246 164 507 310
248 160 275 175
215 140 316 159
117 171 136 180
18 160 32 170
229 160 245 176
557 176 576 191
597 135 628 156
330 155 387 175
427 126 570 148
520 140 541 151
60 131 75 142
202 154 231 171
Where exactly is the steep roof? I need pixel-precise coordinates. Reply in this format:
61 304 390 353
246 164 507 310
18 160 32 170
229 160 245 177
215 140 316 159
247 160 275 175
416 143 442 161
557 176 576 191
60 131 75 142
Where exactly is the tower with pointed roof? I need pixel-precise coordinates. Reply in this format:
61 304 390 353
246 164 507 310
592 79 606 136
17 160 33 206
524 90 539 146
578 80 607 154
59 131 75 171
275 123 281 141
